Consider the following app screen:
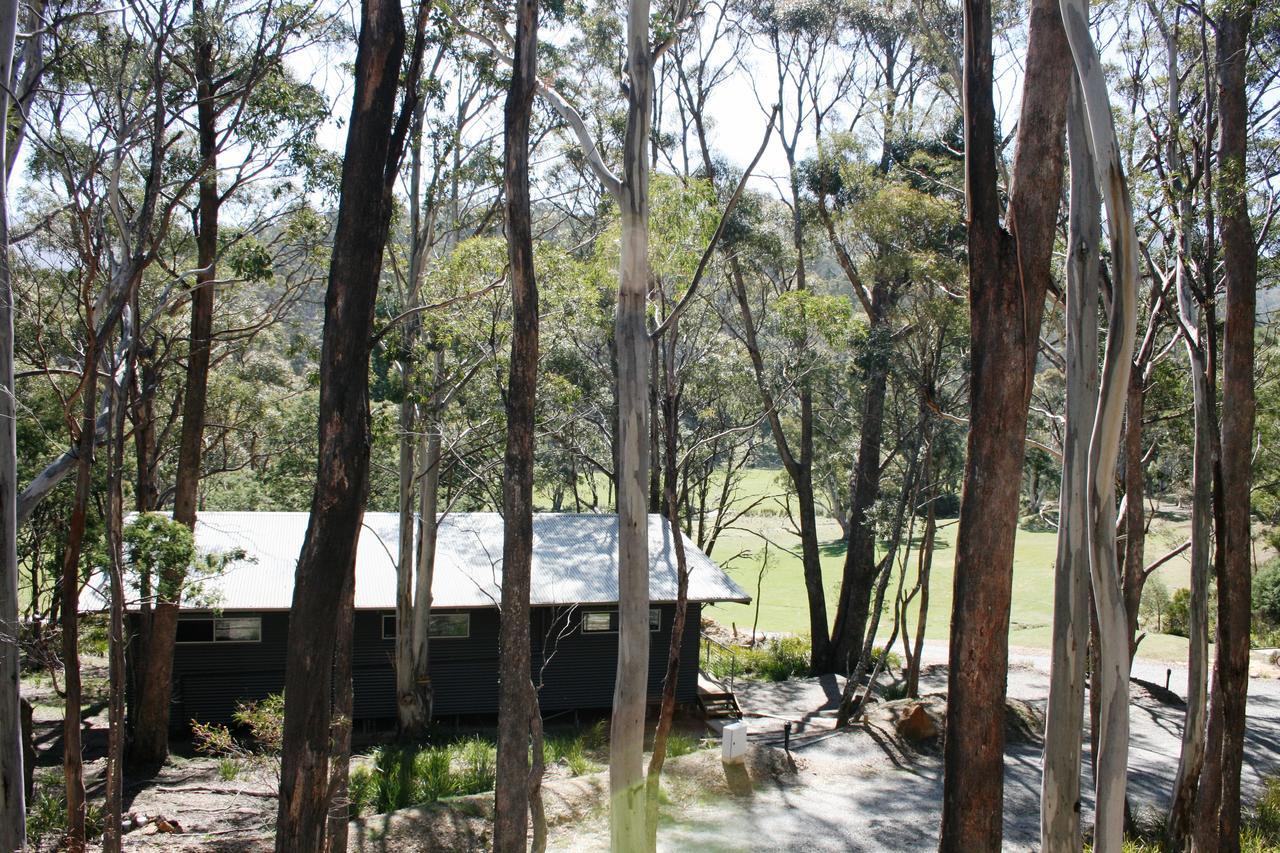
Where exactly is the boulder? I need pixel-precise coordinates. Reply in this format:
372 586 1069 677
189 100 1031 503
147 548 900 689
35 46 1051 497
896 702 939 742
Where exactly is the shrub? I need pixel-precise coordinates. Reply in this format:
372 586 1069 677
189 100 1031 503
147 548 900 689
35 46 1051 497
192 692 285 786
1254 561 1280 627
1165 586 1217 639
353 736 502 816
712 635 811 682
26 788 104 847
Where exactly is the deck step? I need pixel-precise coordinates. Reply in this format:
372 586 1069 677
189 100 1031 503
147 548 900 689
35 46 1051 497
698 690 743 719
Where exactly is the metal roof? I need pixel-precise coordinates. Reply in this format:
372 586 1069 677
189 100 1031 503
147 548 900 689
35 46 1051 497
88 512 750 611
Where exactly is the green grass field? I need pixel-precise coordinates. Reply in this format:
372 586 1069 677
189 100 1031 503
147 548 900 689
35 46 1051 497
702 469 1197 664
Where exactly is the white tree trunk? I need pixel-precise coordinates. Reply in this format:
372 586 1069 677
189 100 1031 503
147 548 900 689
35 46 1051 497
1040 75 1100 853
0 0 26 842
1059 1 1141 848
609 0 652 838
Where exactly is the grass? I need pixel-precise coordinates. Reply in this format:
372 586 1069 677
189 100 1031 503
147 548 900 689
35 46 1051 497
705 471 1198 664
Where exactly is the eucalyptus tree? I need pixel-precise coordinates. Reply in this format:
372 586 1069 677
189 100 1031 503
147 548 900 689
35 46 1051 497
493 0 540 840
19 1 213 839
274 0 431 845
940 0 1071 846
1193 2 1259 846
732 0 859 669
458 0 696 839
0 0 23 840
129 0 337 768
815 129 964 673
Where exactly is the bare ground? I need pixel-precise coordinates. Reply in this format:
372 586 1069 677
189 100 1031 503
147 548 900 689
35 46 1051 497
23 648 1280 851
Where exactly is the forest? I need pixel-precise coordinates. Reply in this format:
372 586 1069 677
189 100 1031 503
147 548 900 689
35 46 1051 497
0 0 1276 847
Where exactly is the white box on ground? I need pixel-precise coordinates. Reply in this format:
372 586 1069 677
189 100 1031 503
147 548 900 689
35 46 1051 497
721 721 748 764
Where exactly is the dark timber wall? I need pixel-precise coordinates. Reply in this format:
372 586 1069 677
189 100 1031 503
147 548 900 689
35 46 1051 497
143 602 703 727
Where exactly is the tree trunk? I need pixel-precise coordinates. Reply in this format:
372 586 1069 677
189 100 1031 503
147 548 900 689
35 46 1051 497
940 0 1069 847
728 260 830 669
396 95 427 742
275 0 411 845
1166 18 1214 838
494 0 539 842
61 336 99 852
1122 374 1145 658
645 317 690 851
609 0 653 842
830 283 892 672
104 353 130 853
1040 75 1100 853
1060 1 1143 845
410 353 444 725
0 0 25 840
325 572 354 853
1195 6 1256 848
132 0 220 766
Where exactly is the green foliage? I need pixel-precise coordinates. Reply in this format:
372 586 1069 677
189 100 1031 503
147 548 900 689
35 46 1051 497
347 736 500 817
545 732 603 776
1254 560 1280 626
1140 577 1173 634
1165 585 1219 640
711 636 811 682
25 787 105 847
123 513 195 601
192 693 285 784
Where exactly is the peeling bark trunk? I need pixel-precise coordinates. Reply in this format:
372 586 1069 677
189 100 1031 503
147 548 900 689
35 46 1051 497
1040 76 1100 853
609 0 653 842
1059 1 1142 846
940 0 1070 846
275 0 414 845
494 0 539 841
396 96 428 742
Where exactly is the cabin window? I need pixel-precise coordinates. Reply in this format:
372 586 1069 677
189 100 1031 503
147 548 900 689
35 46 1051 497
382 612 470 640
175 616 261 644
581 609 662 634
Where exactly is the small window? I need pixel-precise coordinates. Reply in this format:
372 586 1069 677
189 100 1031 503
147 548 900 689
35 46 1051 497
175 619 213 643
581 610 662 634
382 612 470 640
214 617 261 642
582 611 615 633
176 617 261 644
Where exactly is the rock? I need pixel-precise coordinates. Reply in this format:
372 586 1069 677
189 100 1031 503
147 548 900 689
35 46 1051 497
155 817 183 833
896 702 939 742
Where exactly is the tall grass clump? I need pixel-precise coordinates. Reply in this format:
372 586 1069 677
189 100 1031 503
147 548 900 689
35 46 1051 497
347 737 499 818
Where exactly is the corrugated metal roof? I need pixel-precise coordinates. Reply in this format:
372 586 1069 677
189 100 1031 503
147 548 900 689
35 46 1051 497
88 512 750 611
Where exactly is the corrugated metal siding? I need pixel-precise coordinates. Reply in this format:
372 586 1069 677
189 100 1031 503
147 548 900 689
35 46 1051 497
163 604 703 725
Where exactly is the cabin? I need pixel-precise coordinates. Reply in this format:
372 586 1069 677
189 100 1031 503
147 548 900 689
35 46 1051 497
95 512 749 728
